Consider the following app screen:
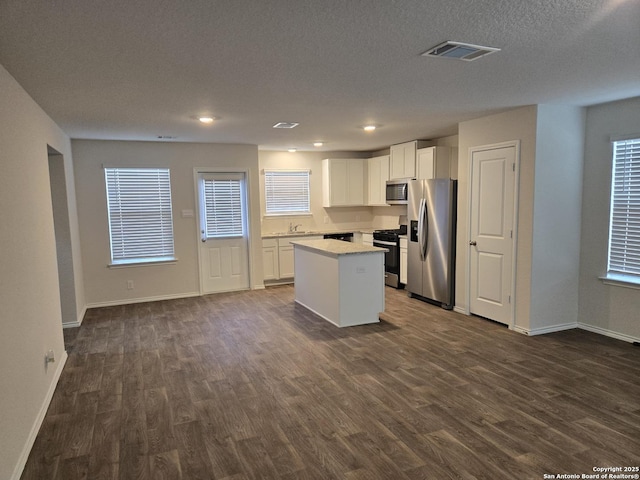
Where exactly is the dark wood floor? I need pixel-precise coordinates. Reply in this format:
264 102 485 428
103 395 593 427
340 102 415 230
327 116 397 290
22 285 640 479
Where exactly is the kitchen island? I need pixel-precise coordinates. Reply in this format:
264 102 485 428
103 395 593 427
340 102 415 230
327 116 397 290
291 239 387 327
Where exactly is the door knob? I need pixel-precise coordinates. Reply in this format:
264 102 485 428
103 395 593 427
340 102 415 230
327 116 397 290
469 240 477 246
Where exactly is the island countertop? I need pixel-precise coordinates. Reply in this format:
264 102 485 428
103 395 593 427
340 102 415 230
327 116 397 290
291 238 387 257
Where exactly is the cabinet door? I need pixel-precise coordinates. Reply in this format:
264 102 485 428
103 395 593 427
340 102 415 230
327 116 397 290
347 159 364 205
362 233 374 246
278 245 294 278
323 158 365 207
417 147 450 179
368 155 390 205
390 142 416 179
329 159 349 206
416 147 435 180
262 240 279 280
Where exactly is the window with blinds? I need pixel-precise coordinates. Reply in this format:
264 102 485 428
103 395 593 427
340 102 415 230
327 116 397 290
105 168 175 264
202 177 244 238
264 170 311 215
607 137 640 282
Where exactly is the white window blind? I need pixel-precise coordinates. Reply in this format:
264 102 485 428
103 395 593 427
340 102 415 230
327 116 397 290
203 178 244 237
105 168 175 264
607 137 640 279
264 170 311 215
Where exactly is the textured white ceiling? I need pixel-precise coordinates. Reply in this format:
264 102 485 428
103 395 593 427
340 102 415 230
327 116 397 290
0 0 638 151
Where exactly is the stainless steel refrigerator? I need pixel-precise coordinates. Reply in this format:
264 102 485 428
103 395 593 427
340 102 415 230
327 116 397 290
407 179 457 309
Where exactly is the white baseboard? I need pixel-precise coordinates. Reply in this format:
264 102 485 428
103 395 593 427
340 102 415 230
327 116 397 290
86 291 201 309
85 286 270 311
62 306 87 329
513 322 579 336
512 321 639 344
578 323 640 344
11 350 68 480
453 306 469 315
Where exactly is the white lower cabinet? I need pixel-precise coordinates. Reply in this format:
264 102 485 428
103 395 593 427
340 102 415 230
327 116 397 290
362 233 373 246
262 239 279 281
263 236 323 283
278 244 295 278
400 237 408 285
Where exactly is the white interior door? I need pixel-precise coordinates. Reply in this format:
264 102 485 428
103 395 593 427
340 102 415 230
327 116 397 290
469 145 516 325
198 172 250 294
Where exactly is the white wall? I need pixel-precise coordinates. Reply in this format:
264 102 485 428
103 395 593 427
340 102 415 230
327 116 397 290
530 105 585 333
458 106 538 330
579 97 640 342
458 105 586 335
73 140 263 305
0 64 82 480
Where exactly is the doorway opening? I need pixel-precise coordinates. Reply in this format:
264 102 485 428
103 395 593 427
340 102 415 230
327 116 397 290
47 146 78 327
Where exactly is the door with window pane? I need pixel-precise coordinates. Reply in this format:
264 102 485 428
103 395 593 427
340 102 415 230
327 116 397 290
197 172 249 293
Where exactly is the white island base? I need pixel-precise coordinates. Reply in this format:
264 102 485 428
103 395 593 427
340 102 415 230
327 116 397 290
292 239 387 327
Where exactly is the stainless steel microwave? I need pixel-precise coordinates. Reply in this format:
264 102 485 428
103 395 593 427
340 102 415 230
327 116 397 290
385 178 412 204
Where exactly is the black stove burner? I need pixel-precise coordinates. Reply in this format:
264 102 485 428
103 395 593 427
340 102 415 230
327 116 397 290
373 225 407 242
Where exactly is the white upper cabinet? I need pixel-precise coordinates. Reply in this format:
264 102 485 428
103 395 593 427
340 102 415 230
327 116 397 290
389 140 430 180
416 146 451 180
367 155 390 206
322 158 365 207
390 142 416 179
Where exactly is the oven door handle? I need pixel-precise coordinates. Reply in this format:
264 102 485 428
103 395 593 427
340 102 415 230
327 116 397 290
373 240 397 247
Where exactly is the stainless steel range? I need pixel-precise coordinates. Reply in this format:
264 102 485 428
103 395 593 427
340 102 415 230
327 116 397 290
373 225 407 289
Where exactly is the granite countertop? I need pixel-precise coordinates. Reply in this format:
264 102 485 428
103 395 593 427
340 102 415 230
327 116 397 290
262 229 379 239
261 231 324 239
291 239 388 257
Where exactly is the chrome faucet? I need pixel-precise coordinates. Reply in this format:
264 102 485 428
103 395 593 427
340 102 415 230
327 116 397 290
288 222 303 233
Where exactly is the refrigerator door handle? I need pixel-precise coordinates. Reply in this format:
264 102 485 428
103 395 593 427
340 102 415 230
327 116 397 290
421 197 428 260
417 198 423 259
418 198 426 261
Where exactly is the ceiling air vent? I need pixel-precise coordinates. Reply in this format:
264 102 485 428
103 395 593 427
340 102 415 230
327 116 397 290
273 122 299 129
422 41 500 61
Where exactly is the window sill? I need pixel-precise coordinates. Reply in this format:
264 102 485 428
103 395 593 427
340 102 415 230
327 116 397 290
108 257 177 268
264 212 313 217
600 274 640 290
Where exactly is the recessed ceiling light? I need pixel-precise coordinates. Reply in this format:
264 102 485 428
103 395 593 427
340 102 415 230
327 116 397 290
422 41 500 61
199 116 215 124
363 125 377 132
288 148 297 153
313 142 324 147
273 122 299 129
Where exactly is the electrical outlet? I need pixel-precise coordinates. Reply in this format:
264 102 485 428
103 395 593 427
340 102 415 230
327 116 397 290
45 349 55 364
127 280 134 290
